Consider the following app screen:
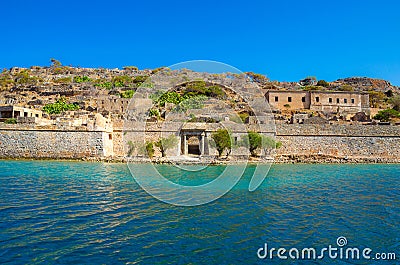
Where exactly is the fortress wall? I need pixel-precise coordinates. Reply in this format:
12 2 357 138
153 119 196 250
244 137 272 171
275 124 400 161
0 129 109 159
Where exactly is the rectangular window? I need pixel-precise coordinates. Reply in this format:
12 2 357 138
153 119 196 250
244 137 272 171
302 97 306 102
275 96 279 102
329 98 333 103
351 98 355 104
316 97 320 103
288 97 292 102
344 98 348 103
336 98 340 103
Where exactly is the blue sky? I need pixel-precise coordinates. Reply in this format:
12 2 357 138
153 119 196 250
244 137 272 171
1 0 399 85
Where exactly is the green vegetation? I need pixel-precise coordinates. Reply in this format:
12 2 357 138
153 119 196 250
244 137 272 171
183 81 225 99
239 112 249 123
120 90 134 98
73 76 92 83
0 69 14 90
284 104 291 108
155 135 178 157
373 108 400 122
303 85 324 91
338 85 354 91
247 131 262 157
15 70 41 85
389 96 400 111
174 95 207 112
127 141 146 157
50 58 62 67
145 142 155 159
245 72 269 84
244 131 282 157
368 91 386 108
149 108 160 118
155 91 181 106
112 75 132 87
211 129 232 157
384 90 393 97
316 80 329 87
54 77 72 83
4 118 17 124
42 97 80 114
94 81 113 89
123 66 139 71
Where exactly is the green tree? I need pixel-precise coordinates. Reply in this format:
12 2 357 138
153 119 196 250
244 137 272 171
261 135 282 155
368 91 386 108
247 131 262 157
155 135 178 157
316 80 329 87
146 142 155 159
245 72 269 85
50 58 62 67
373 108 400 122
389 96 400 111
211 129 232 157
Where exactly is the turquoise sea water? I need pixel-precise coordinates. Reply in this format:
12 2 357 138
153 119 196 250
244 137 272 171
0 161 399 264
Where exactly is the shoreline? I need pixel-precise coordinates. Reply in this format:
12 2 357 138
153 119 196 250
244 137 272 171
1 155 399 164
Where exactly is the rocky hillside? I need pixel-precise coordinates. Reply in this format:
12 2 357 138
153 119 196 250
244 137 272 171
331 77 399 92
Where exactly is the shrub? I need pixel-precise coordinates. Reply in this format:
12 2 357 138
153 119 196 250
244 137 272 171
390 96 400 111
373 108 400 122
94 81 113 89
15 70 40 85
338 85 354 91
149 108 160 117
317 80 329 87
112 75 132 87
368 91 386 108
0 69 14 90
4 118 17 124
284 104 291 108
211 129 232 157
54 77 72 83
42 97 80 114
120 90 134 98
123 66 139 71
73 76 92 83
156 91 182 106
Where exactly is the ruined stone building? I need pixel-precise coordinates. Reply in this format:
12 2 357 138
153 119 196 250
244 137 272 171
265 90 370 115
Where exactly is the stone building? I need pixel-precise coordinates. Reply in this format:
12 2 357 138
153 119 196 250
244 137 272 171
265 90 370 115
0 105 43 119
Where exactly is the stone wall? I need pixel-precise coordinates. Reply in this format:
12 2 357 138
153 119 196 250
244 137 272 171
275 124 400 162
0 129 112 159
